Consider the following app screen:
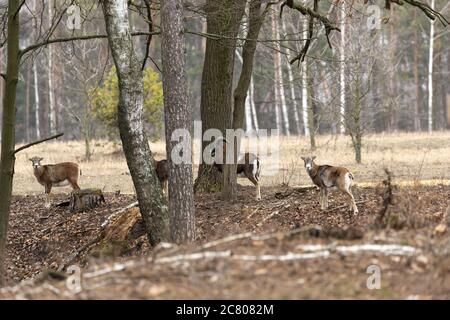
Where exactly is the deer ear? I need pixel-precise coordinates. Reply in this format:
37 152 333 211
300 156 305 161
312 156 316 160
39 157 44 161
29 158 33 162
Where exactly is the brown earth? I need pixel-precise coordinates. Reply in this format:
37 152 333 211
1 182 450 299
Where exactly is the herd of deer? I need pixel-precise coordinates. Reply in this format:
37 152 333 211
29 140 358 214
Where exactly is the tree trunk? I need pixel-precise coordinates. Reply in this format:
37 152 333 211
250 75 259 132
308 77 316 150
0 0 20 286
272 10 290 136
160 0 196 243
233 0 264 131
413 9 422 132
25 60 32 143
301 17 310 137
47 0 56 136
354 94 362 164
428 0 435 134
102 0 169 245
281 18 302 135
235 50 254 134
33 61 40 140
339 0 346 134
32 0 40 140
194 0 245 198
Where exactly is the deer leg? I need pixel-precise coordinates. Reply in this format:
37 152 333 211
246 172 261 200
69 178 80 190
324 188 329 209
320 188 326 210
344 189 358 214
256 182 261 200
44 185 52 209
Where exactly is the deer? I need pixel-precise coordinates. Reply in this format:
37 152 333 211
153 158 168 194
29 157 81 208
211 139 261 200
301 156 358 214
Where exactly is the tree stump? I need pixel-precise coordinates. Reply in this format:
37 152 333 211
69 189 105 212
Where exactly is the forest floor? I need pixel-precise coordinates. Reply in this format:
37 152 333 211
1 180 450 299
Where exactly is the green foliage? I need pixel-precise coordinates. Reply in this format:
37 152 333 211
90 67 164 140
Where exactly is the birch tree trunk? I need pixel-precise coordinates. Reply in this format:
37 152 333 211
272 11 290 136
281 18 301 135
33 0 40 140
249 75 259 132
0 0 20 285
301 18 309 137
413 9 422 132
33 61 40 140
25 60 31 142
428 0 435 134
160 0 196 243
47 0 56 135
339 0 346 134
101 0 169 245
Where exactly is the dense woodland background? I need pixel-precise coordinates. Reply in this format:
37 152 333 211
1 0 449 148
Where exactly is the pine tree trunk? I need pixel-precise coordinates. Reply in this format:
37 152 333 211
160 0 196 243
102 0 169 245
0 0 20 286
194 0 245 198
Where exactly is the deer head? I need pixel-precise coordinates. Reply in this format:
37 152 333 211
301 156 316 172
29 156 44 169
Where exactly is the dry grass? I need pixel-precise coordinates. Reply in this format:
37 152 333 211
13 131 450 195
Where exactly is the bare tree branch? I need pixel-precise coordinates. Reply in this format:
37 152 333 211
14 133 64 154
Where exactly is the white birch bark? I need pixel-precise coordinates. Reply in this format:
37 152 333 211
339 0 346 134
33 0 40 139
47 0 56 135
281 18 301 135
249 76 259 132
301 18 310 137
428 0 435 134
272 11 289 135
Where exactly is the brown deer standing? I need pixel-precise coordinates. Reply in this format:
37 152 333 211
30 157 81 208
301 156 358 214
